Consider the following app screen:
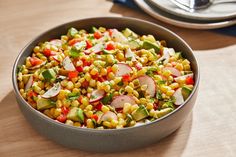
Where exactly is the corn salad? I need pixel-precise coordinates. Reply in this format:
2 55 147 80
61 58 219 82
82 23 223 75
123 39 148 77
17 27 194 129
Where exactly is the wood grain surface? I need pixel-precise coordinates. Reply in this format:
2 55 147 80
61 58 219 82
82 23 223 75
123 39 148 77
0 0 236 156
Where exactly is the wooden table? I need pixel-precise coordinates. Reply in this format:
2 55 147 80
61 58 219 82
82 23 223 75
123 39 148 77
0 0 236 156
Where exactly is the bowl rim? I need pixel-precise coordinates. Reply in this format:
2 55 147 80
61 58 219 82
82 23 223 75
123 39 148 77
12 16 200 133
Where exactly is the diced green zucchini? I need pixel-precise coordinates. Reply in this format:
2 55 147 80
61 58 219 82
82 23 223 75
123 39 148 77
181 86 192 100
122 28 138 39
103 49 116 55
77 108 84 123
161 101 175 109
67 107 80 122
37 98 55 110
131 105 149 121
67 27 78 38
125 113 133 126
42 69 56 81
128 40 140 49
155 108 173 118
91 26 98 33
142 40 160 54
22 74 32 84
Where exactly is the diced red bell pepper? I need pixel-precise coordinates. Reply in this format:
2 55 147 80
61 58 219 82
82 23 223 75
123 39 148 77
108 29 113 36
122 74 131 82
91 114 98 121
28 91 37 98
43 48 56 57
81 81 89 88
86 40 93 49
95 103 103 111
57 114 67 123
29 57 43 66
78 95 83 103
94 31 102 39
68 71 78 80
68 38 81 46
153 103 158 110
76 66 83 73
61 106 69 115
107 67 112 73
186 76 194 85
91 73 99 79
105 42 115 50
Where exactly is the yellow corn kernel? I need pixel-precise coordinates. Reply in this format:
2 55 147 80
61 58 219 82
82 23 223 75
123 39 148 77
74 122 81 127
184 64 191 71
72 88 80 94
85 105 93 111
149 109 155 117
87 87 93 93
89 79 96 87
61 35 68 41
131 104 139 112
116 52 125 61
84 73 91 82
111 119 118 127
54 108 61 117
103 121 111 128
56 100 63 108
111 64 118 73
139 98 146 104
62 99 71 108
83 66 90 73
71 100 79 107
133 90 139 97
162 69 172 77
85 111 93 118
140 56 148 64
154 75 162 81
176 77 186 84
117 113 124 119
160 85 169 93
66 81 74 90
75 82 81 88
107 55 115 64
182 59 190 66
90 68 98 76
123 103 131 114
113 91 119 97
166 90 175 96
170 83 179 90
60 80 68 87
81 97 89 106
49 108 55 116
146 103 154 110
137 68 147 76
133 97 140 104
25 58 32 68
129 120 136 126
103 85 111 92
116 125 124 129
118 118 126 126
125 86 133 94
19 81 24 89
33 46 40 53
175 63 184 71
168 76 174 82
44 109 53 118
100 68 107 76
114 77 122 84
101 105 110 113
140 84 148 91
108 72 115 80
65 120 74 126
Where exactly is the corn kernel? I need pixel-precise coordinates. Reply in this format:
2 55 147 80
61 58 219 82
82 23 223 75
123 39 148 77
116 125 124 129
117 52 125 61
101 105 110 113
166 90 175 96
66 81 74 90
85 111 93 118
123 103 131 114
74 122 81 127
108 72 115 80
133 90 139 97
61 35 68 41
107 55 114 63
103 85 111 92
103 121 111 128
131 104 139 112
65 120 74 126
84 73 91 81
111 64 118 73
111 119 118 127
61 80 68 87
182 59 190 65
146 103 154 110
114 77 122 84
100 68 107 76
149 109 155 117
140 98 146 104
130 120 136 126
175 63 184 71
33 46 40 53
54 108 61 117
170 83 179 89
184 64 191 71
163 69 172 77
81 97 89 106
75 82 81 88
125 86 133 94
56 100 63 108
62 99 71 108
90 68 98 75
85 105 93 111
140 84 148 91
71 100 79 107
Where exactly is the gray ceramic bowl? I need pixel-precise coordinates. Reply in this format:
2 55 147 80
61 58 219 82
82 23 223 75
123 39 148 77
12 17 199 153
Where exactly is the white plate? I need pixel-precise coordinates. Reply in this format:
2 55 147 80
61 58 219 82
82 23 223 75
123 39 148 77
134 0 236 29
150 0 236 21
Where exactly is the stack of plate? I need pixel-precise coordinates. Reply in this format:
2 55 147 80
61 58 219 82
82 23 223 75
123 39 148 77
134 0 236 29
